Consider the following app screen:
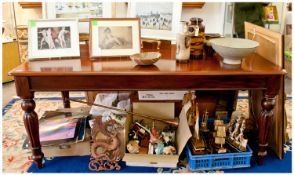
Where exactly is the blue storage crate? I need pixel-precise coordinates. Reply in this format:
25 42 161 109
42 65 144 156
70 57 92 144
186 144 252 171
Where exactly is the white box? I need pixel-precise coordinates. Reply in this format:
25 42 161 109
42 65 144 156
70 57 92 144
138 91 188 101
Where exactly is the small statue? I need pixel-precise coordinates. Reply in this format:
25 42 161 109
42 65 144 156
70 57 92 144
230 117 242 140
161 131 175 146
163 145 177 155
150 123 162 144
214 124 227 153
127 140 140 154
200 109 209 132
155 143 165 155
235 119 248 151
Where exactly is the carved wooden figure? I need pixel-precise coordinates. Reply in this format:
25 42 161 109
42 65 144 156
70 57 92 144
89 117 123 171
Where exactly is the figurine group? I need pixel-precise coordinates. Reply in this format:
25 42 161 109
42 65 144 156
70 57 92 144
183 91 248 155
127 122 177 155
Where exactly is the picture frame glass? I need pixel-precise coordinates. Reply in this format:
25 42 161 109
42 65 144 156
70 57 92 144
90 19 140 57
45 2 112 33
129 2 182 40
28 19 80 59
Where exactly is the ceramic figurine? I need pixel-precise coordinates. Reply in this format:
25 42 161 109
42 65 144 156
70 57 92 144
155 143 165 155
163 145 176 155
150 126 162 144
128 131 138 141
127 140 140 154
148 143 154 155
176 21 192 63
161 131 175 146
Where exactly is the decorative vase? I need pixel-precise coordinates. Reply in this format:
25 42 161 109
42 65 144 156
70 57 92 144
176 21 191 63
189 18 205 60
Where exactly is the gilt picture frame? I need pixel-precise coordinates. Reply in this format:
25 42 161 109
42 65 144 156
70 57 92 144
28 19 80 60
128 2 182 41
89 18 141 58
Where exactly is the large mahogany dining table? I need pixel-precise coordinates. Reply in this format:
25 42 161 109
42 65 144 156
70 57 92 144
9 44 285 168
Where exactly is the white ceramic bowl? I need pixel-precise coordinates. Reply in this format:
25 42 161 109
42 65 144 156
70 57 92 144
130 52 161 66
210 38 259 65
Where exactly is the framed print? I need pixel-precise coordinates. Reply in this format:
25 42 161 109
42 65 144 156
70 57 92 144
128 2 182 41
28 19 80 60
89 18 141 58
44 2 112 33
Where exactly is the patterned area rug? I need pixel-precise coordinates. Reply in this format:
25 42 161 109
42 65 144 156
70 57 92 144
2 97 292 173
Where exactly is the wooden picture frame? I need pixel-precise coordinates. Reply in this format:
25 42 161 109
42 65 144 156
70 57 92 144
44 2 112 33
128 2 182 41
28 19 80 60
89 18 141 58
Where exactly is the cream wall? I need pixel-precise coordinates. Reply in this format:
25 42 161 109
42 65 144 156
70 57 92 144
13 2 42 26
181 2 226 34
2 3 16 38
2 2 43 37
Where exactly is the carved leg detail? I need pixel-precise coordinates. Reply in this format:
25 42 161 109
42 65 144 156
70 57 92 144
21 98 44 168
257 94 276 165
61 91 70 108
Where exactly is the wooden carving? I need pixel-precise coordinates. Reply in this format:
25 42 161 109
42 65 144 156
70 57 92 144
89 117 124 171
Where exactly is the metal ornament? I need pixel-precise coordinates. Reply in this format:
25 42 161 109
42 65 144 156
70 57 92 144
88 117 123 171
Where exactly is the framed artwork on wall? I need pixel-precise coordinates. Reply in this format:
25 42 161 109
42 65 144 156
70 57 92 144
44 2 112 33
89 18 141 58
128 2 182 41
28 19 80 60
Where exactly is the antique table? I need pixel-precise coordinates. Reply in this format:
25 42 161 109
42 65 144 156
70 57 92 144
9 44 285 168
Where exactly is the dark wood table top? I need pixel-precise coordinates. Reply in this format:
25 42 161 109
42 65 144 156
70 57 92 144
9 44 285 77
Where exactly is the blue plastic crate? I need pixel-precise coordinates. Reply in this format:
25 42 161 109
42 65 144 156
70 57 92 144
186 145 252 171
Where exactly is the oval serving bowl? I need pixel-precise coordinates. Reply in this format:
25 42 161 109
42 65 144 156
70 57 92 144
130 52 161 66
210 38 259 65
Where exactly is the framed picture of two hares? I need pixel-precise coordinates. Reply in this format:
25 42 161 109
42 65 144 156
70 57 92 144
28 19 80 60
89 18 141 58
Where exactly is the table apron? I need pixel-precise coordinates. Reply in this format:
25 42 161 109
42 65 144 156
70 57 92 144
25 75 278 91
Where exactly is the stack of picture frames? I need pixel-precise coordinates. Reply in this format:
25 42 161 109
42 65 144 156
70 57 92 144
27 2 183 60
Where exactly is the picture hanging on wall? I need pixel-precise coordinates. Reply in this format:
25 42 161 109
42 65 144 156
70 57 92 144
89 18 141 58
44 2 112 33
28 19 80 60
128 2 182 41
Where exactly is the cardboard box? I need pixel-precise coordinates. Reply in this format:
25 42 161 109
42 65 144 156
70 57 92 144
43 133 90 157
123 102 192 168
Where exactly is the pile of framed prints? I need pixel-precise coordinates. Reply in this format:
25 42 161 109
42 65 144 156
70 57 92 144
89 18 141 58
128 2 182 41
28 19 80 60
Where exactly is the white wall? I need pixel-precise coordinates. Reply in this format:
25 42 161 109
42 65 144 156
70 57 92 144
181 2 225 34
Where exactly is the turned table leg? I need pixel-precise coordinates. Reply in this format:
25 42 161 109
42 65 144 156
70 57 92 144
61 91 70 108
257 93 276 164
21 97 44 168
